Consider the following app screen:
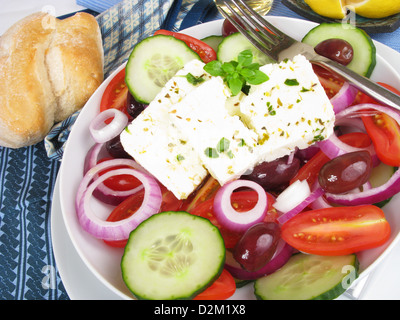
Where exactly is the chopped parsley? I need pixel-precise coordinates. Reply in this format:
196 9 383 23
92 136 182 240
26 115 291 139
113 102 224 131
205 137 236 159
238 138 247 147
284 78 299 86
267 101 276 116
185 73 205 85
312 134 325 142
300 86 311 92
217 137 230 152
204 147 219 158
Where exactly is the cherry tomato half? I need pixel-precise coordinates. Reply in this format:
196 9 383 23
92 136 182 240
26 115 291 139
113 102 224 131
153 29 217 63
103 184 183 248
98 158 142 192
100 67 131 121
312 64 345 99
359 82 400 167
281 205 391 256
194 269 236 300
103 189 145 248
190 190 278 248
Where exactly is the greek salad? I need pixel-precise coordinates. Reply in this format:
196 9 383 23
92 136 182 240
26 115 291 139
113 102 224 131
74 19 400 300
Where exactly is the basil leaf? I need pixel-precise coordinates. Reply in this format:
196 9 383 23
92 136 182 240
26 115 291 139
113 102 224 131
228 77 244 96
204 60 224 76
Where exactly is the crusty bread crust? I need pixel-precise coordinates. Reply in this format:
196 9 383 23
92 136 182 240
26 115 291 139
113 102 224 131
0 12 104 148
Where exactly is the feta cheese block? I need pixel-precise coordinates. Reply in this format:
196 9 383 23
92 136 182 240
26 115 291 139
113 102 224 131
121 55 335 200
239 54 335 163
120 60 211 200
170 77 259 185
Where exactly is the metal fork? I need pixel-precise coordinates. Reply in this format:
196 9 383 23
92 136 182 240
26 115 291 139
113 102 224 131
215 0 400 111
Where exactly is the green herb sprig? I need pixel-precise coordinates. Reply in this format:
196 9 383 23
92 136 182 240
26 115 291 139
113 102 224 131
203 50 269 96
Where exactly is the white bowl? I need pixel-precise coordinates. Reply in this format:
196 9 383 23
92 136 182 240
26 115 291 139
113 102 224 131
58 16 400 300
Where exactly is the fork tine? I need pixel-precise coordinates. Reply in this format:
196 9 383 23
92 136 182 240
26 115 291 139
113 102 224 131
217 1 274 56
233 0 288 41
224 0 278 46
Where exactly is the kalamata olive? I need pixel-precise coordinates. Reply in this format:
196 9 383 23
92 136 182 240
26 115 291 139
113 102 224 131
314 38 354 66
233 222 280 272
318 150 372 194
221 17 245 37
106 135 131 159
126 91 146 120
242 155 301 192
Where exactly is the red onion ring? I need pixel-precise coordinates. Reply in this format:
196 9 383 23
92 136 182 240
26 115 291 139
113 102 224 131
84 143 104 175
89 109 128 143
76 166 162 241
319 105 380 166
309 194 332 210
213 180 268 232
330 82 358 114
310 182 371 210
78 158 146 206
224 240 293 280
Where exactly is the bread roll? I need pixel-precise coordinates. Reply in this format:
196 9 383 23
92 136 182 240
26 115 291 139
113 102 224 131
0 12 104 148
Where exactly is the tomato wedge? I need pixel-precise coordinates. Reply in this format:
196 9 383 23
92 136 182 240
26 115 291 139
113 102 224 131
190 190 278 248
103 189 145 248
359 82 400 167
97 158 142 192
153 29 217 63
312 64 345 99
362 112 400 166
103 184 183 248
100 67 131 121
194 269 236 300
281 205 391 256
159 184 184 212
290 132 372 186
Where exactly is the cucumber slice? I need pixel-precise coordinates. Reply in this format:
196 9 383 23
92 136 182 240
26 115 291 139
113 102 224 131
235 278 253 288
302 23 376 78
370 162 397 188
254 253 359 300
121 211 225 300
201 35 224 52
125 35 200 104
217 32 274 65
370 163 398 208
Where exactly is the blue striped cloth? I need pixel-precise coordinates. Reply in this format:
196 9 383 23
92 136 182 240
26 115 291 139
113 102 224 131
1 0 399 300
76 0 122 13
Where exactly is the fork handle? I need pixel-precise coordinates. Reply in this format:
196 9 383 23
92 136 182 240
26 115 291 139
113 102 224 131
313 59 400 112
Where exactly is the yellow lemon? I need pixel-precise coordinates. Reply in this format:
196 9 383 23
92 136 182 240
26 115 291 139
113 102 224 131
349 0 400 18
305 0 400 19
304 0 347 19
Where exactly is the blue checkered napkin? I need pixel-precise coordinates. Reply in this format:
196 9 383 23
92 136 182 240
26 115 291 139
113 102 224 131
45 0 209 160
